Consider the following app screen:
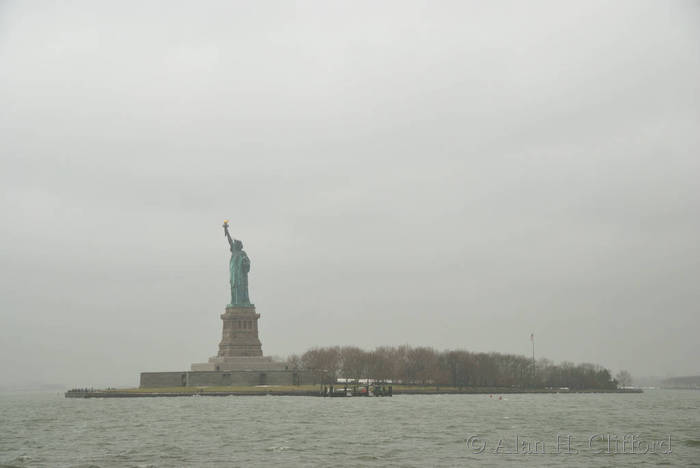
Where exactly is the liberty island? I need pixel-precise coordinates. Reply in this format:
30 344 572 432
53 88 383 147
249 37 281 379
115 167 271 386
66 224 641 397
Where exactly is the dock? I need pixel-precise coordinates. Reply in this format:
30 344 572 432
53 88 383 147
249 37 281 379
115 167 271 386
320 384 393 397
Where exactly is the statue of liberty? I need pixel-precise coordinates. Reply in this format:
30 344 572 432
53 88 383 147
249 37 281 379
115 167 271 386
222 221 252 306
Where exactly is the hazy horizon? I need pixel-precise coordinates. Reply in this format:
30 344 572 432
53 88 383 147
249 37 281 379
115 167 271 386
1 0 699 388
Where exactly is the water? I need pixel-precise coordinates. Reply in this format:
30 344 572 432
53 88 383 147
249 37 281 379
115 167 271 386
1 390 698 467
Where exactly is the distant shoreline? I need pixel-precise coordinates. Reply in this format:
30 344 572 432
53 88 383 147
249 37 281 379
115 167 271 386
65 386 643 398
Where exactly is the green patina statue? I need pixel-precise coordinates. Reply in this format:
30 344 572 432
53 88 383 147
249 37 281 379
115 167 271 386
223 221 252 306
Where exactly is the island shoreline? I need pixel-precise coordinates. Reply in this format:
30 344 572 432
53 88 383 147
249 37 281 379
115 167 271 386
65 386 643 398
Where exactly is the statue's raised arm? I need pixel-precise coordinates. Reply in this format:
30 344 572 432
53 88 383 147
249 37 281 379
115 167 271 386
223 221 234 250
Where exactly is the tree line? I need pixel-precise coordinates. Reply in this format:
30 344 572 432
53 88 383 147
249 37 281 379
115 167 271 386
287 346 617 390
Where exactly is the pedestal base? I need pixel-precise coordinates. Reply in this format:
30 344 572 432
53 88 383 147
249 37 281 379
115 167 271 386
218 305 262 357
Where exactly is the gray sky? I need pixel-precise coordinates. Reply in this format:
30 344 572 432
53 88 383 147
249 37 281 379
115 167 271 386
1 0 698 388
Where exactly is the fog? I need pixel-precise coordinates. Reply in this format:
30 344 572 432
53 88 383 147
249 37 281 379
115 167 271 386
1 1 698 388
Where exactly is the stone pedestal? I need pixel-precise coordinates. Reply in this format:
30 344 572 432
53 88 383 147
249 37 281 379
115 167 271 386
218 305 262 357
190 304 288 372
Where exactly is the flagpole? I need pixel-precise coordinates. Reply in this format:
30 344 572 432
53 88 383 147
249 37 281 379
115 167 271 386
531 333 535 380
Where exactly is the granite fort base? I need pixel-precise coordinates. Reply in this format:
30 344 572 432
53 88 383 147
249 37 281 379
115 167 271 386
140 369 313 388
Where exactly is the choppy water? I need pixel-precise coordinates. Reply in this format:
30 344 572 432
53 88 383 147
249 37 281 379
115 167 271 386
1 389 698 467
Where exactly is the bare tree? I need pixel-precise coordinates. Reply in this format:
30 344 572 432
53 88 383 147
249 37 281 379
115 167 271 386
297 344 618 389
340 346 367 382
615 370 633 388
286 354 301 371
301 347 341 384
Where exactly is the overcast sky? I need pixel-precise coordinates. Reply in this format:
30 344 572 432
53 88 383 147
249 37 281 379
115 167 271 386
1 0 698 388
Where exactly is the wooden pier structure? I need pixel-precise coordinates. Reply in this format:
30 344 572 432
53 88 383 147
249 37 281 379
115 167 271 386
320 384 393 397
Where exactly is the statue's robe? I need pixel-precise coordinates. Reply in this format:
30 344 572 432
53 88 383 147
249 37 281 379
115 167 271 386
229 250 251 305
